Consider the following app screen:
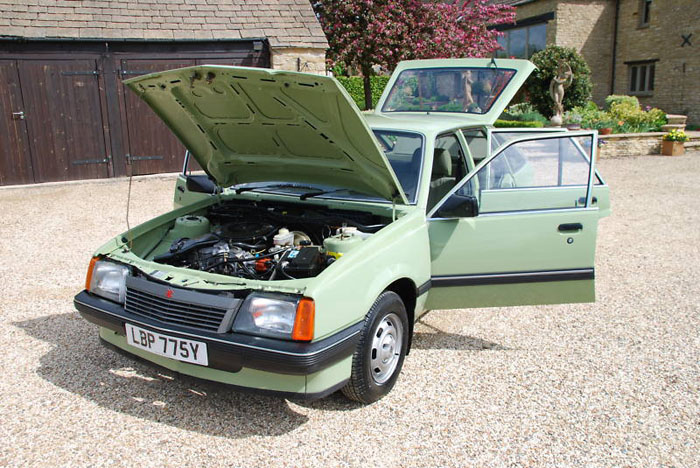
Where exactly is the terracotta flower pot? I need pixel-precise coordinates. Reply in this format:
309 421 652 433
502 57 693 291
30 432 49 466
661 140 685 156
598 127 613 135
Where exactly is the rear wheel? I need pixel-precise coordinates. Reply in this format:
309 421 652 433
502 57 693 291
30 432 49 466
342 291 409 404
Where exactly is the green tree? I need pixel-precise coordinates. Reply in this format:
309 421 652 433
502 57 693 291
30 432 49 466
525 46 592 118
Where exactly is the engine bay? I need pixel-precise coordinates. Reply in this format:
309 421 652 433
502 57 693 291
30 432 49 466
150 200 388 281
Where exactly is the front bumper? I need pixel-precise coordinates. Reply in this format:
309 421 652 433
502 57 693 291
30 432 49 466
74 290 361 377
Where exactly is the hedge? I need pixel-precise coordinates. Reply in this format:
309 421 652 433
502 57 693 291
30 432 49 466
335 76 391 110
494 119 545 128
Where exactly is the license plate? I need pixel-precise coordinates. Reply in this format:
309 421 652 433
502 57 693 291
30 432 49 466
125 323 208 366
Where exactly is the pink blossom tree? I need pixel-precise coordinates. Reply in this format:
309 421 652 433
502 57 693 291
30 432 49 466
313 0 515 109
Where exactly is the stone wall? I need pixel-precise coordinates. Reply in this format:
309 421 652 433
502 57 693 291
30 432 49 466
555 1 615 105
270 47 326 75
513 0 615 105
597 132 662 158
613 0 700 124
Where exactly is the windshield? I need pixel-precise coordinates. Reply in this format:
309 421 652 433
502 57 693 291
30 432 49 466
225 130 424 204
372 130 423 203
382 67 516 114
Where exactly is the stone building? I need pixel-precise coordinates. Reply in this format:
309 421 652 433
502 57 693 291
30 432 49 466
0 0 329 185
493 0 699 124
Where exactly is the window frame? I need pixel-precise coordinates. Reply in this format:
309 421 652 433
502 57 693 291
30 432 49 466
427 131 599 219
638 0 652 28
628 61 656 96
495 22 547 59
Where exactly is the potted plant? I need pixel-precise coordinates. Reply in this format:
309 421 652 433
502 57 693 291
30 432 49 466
662 129 688 156
563 111 582 130
594 119 615 135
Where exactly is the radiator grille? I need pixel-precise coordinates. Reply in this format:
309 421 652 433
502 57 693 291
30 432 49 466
124 276 239 333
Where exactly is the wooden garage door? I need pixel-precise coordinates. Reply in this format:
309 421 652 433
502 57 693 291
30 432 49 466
119 59 196 175
0 60 34 185
0 41 269 185
17 59 110 182
119 56 268 176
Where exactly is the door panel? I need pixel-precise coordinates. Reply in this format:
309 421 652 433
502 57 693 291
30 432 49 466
426 209 598 309
119 59 196 175
0 60 33 185
426 132 601 310
18 59 110 182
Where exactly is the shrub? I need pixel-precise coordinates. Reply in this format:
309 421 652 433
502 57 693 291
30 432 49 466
604 95 639 110
570 101 608 129
570 98 666 133
501 103 548 124
494 119 545 128
506 102 538 115
606 96 667 132
525 46 593 118
336 75 390 110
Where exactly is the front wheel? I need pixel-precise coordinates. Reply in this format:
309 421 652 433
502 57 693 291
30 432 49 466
341 291 409 404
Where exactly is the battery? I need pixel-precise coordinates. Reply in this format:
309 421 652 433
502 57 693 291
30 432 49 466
283 247 324 278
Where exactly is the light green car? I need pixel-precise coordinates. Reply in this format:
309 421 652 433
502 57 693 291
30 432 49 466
75 58 610 403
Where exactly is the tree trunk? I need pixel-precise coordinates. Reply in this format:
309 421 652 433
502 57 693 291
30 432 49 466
362 66 372 111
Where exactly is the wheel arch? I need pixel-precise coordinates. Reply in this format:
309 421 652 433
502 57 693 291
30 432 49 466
384 277 417 354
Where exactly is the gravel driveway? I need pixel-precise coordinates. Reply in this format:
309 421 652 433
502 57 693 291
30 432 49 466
1 153 698 467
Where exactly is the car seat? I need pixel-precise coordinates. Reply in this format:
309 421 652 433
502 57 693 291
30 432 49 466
427 148 456 210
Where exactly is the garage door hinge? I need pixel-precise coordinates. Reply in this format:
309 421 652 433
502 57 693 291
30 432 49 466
72 157 110 165
119 70 153 76
61 70 100 76
125 154 164 164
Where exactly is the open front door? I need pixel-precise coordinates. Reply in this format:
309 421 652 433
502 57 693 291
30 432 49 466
425 131 604 310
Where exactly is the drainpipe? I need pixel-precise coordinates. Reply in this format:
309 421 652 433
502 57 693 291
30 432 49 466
610 0 620 95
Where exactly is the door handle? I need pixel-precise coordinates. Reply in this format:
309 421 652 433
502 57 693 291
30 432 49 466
11 111 25 120
577 196 597 205
558 223 583 232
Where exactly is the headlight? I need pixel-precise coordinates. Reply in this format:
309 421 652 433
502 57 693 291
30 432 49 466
233 293 315 341
86 258 129 304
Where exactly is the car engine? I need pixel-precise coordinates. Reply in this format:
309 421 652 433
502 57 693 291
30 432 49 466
151 200 386 281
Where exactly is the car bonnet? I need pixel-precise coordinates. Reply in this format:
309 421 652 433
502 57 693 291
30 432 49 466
124 66 408 204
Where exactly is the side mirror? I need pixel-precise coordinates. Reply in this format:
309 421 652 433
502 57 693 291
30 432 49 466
435 195 479 218
186 175 218 194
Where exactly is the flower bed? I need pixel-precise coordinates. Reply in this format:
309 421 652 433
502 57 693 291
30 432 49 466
565 96 666 134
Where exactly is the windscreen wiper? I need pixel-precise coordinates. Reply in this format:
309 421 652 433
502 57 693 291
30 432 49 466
299 188 354 200
235 183 320 195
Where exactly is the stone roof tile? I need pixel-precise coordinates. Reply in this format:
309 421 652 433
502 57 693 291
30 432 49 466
0 0 328 48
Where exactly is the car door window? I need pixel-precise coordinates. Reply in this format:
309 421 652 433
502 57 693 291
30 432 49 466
435 133 595 215
462 128 488 163
489 130 566 153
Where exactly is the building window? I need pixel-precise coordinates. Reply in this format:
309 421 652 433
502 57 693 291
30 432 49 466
639 0 652 27
495 23 547 59
628 62 655 95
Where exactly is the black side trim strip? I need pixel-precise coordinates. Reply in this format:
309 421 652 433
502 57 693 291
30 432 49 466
416 280 432 297
431 268 594 287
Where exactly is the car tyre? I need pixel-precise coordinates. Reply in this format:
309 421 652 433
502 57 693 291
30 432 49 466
341 291 409 404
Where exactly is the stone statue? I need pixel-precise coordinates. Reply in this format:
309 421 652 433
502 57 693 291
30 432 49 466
549 61 573 126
